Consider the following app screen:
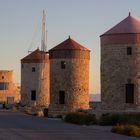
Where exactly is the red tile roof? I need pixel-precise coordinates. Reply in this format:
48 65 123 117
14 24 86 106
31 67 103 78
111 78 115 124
21 49 49 63
101 13 140 36
49 36 89 51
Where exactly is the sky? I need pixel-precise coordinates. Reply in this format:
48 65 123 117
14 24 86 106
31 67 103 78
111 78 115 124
0 0 140 94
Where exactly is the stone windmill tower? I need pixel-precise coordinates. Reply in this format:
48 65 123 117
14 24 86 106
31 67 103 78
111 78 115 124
21 11 50 108
100 13 140 110
21 49 49 108
48 36 90 117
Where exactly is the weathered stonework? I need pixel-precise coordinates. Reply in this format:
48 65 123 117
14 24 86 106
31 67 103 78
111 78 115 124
135 45 140 110
100 14 140 111
21 51 50 108
0 70 20 103
48 50 90 117
101 44 139 110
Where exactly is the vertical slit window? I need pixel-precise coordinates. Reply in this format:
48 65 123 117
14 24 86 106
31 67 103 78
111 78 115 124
59 90 65 104
127 47 132 55
32 67 36 72
31 90 36 101
61 61 66 69
125 84 134 103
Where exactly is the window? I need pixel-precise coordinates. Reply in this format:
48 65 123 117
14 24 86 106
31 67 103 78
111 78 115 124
31 90 36 101
32 67 36 72
125 84 134 103
0 82 8 90
127 47 132 55
59 90 65 104
61 61 66 69
2 76 4 79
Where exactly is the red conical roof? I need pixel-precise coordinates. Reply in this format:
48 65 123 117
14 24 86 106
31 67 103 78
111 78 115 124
21 49 49 63
49 36 89 51
102 13 140 36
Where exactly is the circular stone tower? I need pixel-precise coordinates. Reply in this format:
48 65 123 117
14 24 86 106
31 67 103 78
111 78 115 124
48 36 90 117
0 70 20 103
100 13 140 110
21 49 50 108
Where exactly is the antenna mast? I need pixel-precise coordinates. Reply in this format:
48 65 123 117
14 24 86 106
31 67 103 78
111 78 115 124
41 10 47 52
38 10 47 107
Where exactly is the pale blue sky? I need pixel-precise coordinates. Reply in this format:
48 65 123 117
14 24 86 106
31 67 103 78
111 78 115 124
0 0 140 94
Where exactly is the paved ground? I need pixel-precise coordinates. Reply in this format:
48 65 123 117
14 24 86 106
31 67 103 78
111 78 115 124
0 110 139 140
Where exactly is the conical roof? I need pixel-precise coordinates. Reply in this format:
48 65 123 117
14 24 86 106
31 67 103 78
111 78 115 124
49 36 89 51
102 13 140 36
21 49 49 63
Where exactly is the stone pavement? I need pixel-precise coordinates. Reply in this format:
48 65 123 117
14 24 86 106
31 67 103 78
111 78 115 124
0 110 139 140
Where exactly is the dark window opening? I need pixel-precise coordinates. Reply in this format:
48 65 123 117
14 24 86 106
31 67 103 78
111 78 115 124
0 82 8 90
61 61 66 69
125 84 134 103
59 90 65 104
31 90 36 101
2 76 4 79
127 47 132 55
32 67 36 72
0 83 8 90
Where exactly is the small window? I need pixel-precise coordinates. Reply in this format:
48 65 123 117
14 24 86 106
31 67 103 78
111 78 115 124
59 90 65 104
127 47 132 55
0 82 8 90
61 61 66 69
125 84 134 103
2 76 4 79
32 67 36 72
31 90 36 101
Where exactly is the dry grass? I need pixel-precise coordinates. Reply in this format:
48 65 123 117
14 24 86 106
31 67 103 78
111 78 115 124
35 110 44 117
23 106 33 115
112 124 140 138
11 107 18 112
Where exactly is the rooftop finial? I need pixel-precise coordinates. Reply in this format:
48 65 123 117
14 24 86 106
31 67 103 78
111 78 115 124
41 10 47 52
69 35 71 39
129 12 131 16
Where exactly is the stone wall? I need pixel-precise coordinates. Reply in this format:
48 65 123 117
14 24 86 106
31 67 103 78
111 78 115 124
49 50 90 59
101 44 140 110
135 44 140 109
49 51 90 117
0 70 20 103
21 62 50 108
0 70 13 82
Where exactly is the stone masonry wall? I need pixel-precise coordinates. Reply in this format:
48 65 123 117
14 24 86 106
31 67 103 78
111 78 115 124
101 44 140 110
21 62 50 108
135 44 140 109
49 56 89 117
0 70 13 82
0 70 20 103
